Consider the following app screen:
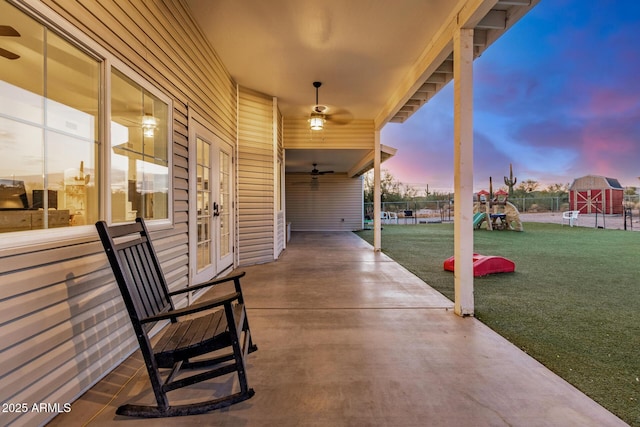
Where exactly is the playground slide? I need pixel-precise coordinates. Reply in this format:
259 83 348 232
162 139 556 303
473 212 486 229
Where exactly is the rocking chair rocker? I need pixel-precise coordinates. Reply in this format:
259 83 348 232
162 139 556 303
95 218 257 417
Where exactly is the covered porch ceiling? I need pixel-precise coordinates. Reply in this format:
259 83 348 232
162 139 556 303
185 0 539 175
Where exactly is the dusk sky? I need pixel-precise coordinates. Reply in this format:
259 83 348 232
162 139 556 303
381 0 640 194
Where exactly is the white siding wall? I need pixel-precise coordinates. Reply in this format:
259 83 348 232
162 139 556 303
1 1 236 425
286 173 363 231
237 88 277 265
284 118 375 149
283 117 372 233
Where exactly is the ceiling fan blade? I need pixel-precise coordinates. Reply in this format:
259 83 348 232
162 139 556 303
310 163 334 175
325 108 353 125
0 47 19 60
0 25 20 37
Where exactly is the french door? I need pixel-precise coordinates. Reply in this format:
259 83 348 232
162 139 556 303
188 113 234 284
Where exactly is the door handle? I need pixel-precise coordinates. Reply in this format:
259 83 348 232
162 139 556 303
213 202 220 217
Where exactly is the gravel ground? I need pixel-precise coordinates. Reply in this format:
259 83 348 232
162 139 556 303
519 212 640 231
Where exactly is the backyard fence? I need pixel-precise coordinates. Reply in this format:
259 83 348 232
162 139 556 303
366 194 639 222
366 196 568 218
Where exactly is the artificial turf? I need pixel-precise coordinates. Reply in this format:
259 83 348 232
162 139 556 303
355 222 639 426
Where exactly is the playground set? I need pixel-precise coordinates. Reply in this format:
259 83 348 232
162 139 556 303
472 178 523 232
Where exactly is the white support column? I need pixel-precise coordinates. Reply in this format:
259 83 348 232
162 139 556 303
373 129 382 251
453 27 475 316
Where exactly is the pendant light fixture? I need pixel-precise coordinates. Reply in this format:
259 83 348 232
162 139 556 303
309 81 325 131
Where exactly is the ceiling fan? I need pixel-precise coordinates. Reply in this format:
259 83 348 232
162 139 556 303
0 25 21 60
309 163 334 179
309 82 353 129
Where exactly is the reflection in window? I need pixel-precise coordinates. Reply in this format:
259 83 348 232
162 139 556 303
110 69 169 223
0 2 99 233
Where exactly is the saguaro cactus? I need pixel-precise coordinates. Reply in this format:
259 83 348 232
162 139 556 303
504 163 517 198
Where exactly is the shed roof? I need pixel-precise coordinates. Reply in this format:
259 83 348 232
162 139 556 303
569 175 624 191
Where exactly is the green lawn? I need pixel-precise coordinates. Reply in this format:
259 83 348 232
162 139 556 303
355 222 640 426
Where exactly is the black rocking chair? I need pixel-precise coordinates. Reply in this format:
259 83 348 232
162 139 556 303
95 218 257 417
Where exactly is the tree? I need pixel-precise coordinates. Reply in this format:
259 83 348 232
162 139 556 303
545 183 569 194
363 169 416 203
540 183 569 199
515 179 539 196
402 184 418 200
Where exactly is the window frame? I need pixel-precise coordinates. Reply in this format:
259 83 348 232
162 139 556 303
106 59 173 227
0 1 173 251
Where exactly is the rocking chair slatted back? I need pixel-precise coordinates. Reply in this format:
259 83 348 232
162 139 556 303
98 219 173 328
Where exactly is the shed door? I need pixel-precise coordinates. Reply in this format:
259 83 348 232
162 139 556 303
575 189 603 214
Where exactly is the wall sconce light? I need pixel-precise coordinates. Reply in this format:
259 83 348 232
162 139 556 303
142 114 157 137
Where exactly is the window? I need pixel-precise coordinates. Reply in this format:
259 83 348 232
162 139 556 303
0 2 99 233
0 1 171 235
110 69 169 223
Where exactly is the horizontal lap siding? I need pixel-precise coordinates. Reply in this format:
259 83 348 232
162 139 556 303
283 117 371 233
238 88 275 265
2 1 236 425
0 241 137 427
283 118 375 149
286 173 364 231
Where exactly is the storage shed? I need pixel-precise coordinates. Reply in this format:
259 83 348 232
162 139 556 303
569 175 624 215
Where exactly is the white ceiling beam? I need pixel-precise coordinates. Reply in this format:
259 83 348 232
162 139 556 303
477 10 507 29
497 0 530 5
418 82 439 93
347 145 397 178
426 73 448 84
473 29 487 46
435 60 454 73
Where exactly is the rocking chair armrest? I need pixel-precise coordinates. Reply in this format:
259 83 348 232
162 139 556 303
168 271 246 297
140 292 241 324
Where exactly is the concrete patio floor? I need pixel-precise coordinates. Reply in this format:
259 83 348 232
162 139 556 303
49 231 627 426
